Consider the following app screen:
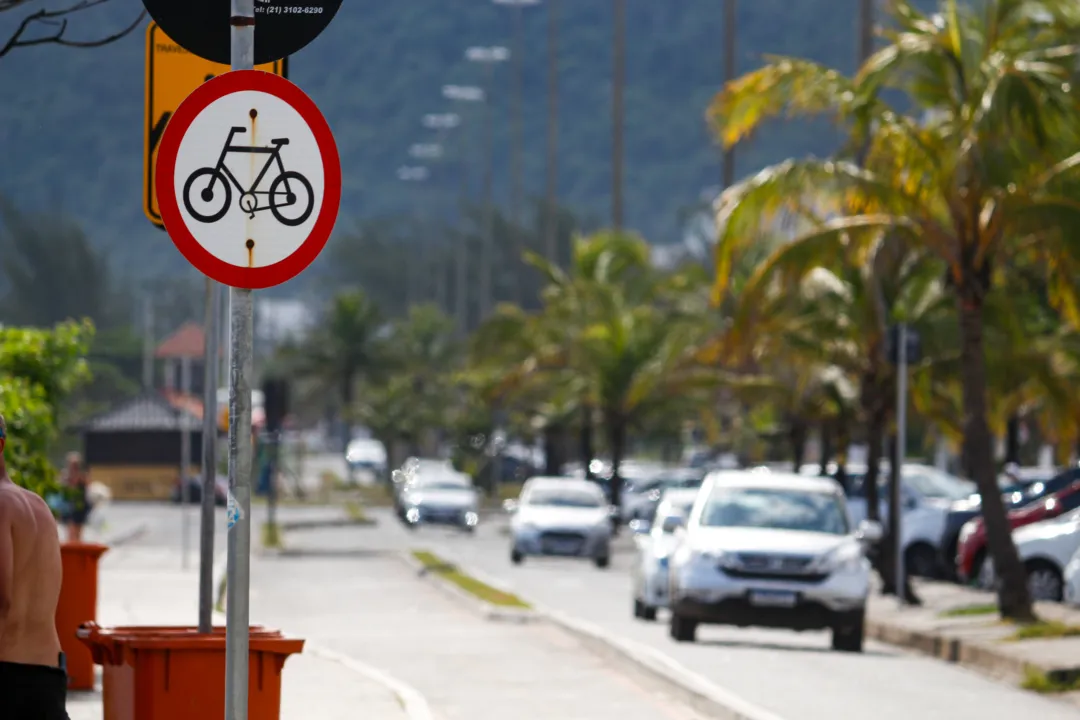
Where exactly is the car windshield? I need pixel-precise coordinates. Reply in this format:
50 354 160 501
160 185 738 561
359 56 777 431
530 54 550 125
903 468 975 500
526 488 603 508
699 486 849 535
658 499 695 518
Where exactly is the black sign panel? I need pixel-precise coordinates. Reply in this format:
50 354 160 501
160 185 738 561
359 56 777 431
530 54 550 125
142 0 342 65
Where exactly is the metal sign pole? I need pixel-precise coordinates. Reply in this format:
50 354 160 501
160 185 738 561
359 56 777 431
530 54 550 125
180 355 192 569
198 278 221 633
895 322 908 606
225 1 255 718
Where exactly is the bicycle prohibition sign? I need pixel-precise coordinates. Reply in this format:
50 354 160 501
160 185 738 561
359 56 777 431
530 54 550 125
182 126 315 226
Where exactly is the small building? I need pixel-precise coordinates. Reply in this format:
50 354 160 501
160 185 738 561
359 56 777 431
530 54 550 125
81 392 202 501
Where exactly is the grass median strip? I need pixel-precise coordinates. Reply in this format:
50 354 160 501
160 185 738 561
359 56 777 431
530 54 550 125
940 603 998 618
411 550 531 609
1022 666 1080 694
1007 620 1080 641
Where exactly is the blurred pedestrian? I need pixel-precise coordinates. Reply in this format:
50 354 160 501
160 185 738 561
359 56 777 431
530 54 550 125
0 414 70 719
59 453 90 543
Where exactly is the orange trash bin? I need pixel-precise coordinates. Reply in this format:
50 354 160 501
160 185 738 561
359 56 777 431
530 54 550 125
56 542 109 690
77 623 304 720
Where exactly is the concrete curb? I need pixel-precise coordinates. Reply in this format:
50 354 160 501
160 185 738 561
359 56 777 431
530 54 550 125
307 643 436 720
542 609 786 720
280 517 377 531
864 616 1079 682
396 552 538 624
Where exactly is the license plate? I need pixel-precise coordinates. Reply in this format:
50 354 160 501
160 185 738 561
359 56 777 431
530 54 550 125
546 540 581 555
748 590 797 607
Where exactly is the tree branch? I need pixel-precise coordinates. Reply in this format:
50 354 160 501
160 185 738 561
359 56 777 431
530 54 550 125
0 0 145 60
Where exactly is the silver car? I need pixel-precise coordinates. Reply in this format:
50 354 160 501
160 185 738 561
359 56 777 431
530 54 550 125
668 470 882 651
507 477 613 568
400 473 479 532
631 488 701 620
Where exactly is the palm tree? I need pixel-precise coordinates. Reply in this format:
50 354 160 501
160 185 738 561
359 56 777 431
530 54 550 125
709 0 1080 620
287 289 383 468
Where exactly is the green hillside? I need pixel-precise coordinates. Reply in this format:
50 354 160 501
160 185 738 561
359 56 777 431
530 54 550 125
0 0 867 284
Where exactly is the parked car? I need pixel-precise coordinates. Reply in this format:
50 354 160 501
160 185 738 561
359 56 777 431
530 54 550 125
171 473 227 506
939 467 1059 579
956 480 1080 587
803 462 974 578
994 508 1080 602
507 476 614 568
1064 544 1080 608
667 470 881 651
631 488 701 620
399 473 479 532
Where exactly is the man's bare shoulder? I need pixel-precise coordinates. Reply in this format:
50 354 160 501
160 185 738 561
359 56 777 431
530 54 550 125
0 482 53 519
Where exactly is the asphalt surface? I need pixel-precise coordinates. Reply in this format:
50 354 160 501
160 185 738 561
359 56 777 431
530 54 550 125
356 508 1079 720
95 501 1080 720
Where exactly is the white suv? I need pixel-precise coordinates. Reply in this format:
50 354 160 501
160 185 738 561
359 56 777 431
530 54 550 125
668 470 881 652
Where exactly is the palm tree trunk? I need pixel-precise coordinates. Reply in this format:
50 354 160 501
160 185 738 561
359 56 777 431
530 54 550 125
958 301 1035 621
580 403 595 478
790 419 807 472
607 412 627 536
1005 414 1021 465
543 422 565 475
819 422 833 475
861 380 884 523
342 371 355 480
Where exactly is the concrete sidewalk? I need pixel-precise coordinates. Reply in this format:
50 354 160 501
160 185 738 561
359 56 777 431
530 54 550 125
249 540 709 720
65 543 410 720
867 579 1080 704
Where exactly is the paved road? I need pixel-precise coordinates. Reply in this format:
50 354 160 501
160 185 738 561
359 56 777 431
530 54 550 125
295 508 1079 720
250 551 709 720
95 503 1080 719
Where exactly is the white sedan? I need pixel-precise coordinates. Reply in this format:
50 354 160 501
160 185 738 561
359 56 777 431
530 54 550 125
507 477 613 568
631 488 700 620
1010 507 1080 601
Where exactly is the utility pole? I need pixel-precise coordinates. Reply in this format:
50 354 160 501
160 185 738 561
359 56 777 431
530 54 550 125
545 0 559 265
612 0 625 231
722 0 736 191
142 298 154 389
466 46 508 319
443 84 486 331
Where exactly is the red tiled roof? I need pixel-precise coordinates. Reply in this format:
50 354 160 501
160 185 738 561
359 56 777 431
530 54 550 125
155 322 205 359
162 391 204 421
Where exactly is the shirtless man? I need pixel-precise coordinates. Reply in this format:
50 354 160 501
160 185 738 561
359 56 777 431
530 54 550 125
0 414 69 719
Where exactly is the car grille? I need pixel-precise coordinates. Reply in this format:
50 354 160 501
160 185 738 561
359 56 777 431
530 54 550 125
421 506 462 521
539 531 586 554
723 553 827 583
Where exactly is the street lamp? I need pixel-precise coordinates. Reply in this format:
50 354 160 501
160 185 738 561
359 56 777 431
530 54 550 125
422 113 461 130
443 84 485 102
409 143 444 160
465 46 510 320
397 165 430 182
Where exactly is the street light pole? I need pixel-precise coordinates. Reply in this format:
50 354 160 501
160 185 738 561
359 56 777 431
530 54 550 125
397 165 432 309
466 46 509 320
612 0 625 231
545 0 559 266
443 85 486 332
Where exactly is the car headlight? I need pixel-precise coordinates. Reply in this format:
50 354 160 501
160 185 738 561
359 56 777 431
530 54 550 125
812 543 864 573
683 548 732 567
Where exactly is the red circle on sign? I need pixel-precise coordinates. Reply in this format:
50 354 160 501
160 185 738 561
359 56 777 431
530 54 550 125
156 70 341 289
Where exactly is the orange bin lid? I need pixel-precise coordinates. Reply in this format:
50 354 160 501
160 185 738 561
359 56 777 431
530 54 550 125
77 623 305 665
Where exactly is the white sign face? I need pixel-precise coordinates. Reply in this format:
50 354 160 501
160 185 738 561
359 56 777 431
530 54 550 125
172 90 325 268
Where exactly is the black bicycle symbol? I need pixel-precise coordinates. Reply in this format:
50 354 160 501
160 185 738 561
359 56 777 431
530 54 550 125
182 127 314 227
